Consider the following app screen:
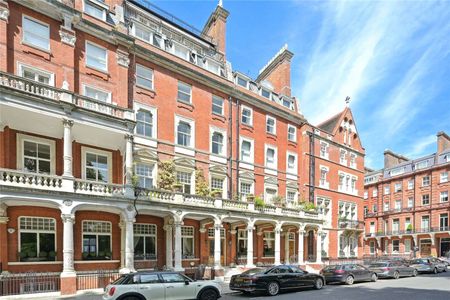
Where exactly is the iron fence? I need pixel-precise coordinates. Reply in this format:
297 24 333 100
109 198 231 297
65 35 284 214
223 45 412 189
76 270 120 291
0 272 60 296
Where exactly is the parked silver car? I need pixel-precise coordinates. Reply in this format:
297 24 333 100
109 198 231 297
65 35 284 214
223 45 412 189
409 258 447 274
103 271 222 300
368 261 417 279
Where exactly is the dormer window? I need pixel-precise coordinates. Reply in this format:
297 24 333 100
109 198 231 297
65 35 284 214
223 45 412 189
261 88 271 99
84 0 107 21
236 76 249 88
282 98 292 108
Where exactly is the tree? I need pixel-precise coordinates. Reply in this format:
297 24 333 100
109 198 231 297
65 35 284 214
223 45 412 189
195 169 210 196
157 160 176 191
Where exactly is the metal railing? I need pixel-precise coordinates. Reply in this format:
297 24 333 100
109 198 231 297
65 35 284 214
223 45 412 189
0 272 60 296
76 270 120 291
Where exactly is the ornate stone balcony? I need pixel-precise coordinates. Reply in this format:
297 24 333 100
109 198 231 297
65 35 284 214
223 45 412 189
1 168 323 221
0 71 135 121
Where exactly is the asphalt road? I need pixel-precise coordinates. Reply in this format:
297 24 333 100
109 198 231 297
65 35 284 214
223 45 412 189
12 270 450 300
223 270 450 300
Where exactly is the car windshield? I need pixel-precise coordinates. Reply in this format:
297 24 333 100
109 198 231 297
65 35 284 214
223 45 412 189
242 268 267 275
369 263 388 267
411 259 427 264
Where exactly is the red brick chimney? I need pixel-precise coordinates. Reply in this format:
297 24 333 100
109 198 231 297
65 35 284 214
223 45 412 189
202 2 229 59
384 149 409 169
437 131 450 153
256 44 294 97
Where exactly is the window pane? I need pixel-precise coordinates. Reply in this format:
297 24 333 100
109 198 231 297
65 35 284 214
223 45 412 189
37 144 50 159
98 235 111 256
136 65 153 89
140 274 160 284
24 141 37 157
86 43 107 71
85 1 105 19
84 86 109 102
38 160 50 174
182 237 194 257
212 96 223 115
23 17 49 50
97 169 108 183
20 232 37 260
134 236 144 258
162 273 186 283
39 233 55 259
145 236 156 258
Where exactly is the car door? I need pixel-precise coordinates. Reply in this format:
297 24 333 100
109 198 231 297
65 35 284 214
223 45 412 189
289 266 309 288
161 273 197 300
356 265 371 281
268 266 294 289
138 274 165 300
344 265 359 281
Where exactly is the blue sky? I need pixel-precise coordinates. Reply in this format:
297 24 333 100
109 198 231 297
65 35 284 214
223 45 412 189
150 0 450 169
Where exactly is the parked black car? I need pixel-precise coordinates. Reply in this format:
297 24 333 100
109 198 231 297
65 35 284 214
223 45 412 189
229 265 325 296
368 261 418 279
320 264 377 285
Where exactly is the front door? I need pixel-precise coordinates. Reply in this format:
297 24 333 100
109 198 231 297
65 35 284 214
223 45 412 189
208 238 226 265
440 238 450 257
420 240 432 257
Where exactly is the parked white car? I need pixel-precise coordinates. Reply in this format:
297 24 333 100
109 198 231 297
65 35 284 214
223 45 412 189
103 272 222 300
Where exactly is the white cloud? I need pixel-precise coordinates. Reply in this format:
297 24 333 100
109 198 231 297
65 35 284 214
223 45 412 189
405 134 436 158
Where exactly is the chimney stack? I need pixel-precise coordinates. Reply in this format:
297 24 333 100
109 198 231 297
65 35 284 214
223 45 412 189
437 131 450 153
202 2 229 59
256 44 294 97
384 149 409 169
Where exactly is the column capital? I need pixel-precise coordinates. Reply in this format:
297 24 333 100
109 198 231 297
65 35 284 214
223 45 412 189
62 118 74 127
163 224 173 231
173 220 184 227
125 133 134 142
298 229 306 235
61 214 75 224
0 1 9 21
230 229 237 235
199 227 207 234
0 216 9 224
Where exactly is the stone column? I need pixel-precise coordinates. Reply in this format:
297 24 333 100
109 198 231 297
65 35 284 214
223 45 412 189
173 220 184 271
124 134 134 197
119 220 125 269
297 229 305 265
0 213 9 274
316 230 323 264
120 218 135 274
164 224 173 268
274 223 282 265
60 214 76 295
246 222 255 268
284 232 290 264
213 220 222 269
62 119 74 177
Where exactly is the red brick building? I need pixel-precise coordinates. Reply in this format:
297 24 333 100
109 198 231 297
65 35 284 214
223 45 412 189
364 132 450 258
0 0 365 295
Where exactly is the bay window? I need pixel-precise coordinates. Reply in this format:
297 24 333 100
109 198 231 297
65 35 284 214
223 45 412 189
134 224 157 260
19 217 56 262
82 221 112 260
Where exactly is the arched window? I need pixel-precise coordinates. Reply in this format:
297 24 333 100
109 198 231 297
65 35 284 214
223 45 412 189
177 121 191 146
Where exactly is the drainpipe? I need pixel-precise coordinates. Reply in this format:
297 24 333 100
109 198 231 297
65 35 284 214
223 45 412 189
228 96 233 200
307 131 315 203
235 99 240 199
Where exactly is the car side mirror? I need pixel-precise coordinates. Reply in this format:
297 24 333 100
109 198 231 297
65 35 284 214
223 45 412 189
184 280 190 285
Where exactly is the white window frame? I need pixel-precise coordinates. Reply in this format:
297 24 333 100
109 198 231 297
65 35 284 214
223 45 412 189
349 153 357 168
422 176 430 187
339 149 347 165
81 220 112 259
319 165 329 189
440 191 449 203
17 133 56 175
17 62 55 86
320 141 329 159
407 197 414 208
236 76 249 89
176 169 194 194
372 189 378 197
264 186 278 204
181 226 195 258
404 239 411 253
384 185 390 195
133 22 152 43
210 126 227 157
136 64 154 90
441 172 448 183
18 216 57 260
394 182 402 193
82 84 111 103
239 136 254 167
135 163 156 190
266 115 276 135
264 144 278 170
83 0 108 21
174 115 195 153
210 175 226 199
286 189 297 203
239 179 254 199
177 81 192 104
85 41 108 72
133 223 157 260
241 105 253 126
262 231 275 257
408 180 414 190
134 102 158 143
81 146 113 183
287 125 297 142
260 87 271 99
286 152 298 175
212 95 224 116
422 194 430 205
364 191 368 199
421 216 430 230
22 15 50 51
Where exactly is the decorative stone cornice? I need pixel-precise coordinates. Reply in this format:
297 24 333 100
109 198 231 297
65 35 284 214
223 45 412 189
0 217 9 224
117 50 130 68
0 1 9 21
59 29 76 47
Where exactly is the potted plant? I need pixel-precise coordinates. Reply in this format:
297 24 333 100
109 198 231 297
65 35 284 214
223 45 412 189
210 189 222 199
406 224 413 232
254 196 265 208
157 160 176 191
246 194 255 202
272 195 285 207
195 169 210 196
172 182 183 193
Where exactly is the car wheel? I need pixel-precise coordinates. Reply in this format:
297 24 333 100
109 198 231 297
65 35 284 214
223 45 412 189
266 281 280 296
433 268 438 274
443 268 447 273
345 275 354 285
199 289 218 300
412 269 418 277
393 271 400 279
314 278 324 290
371 274 378 282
